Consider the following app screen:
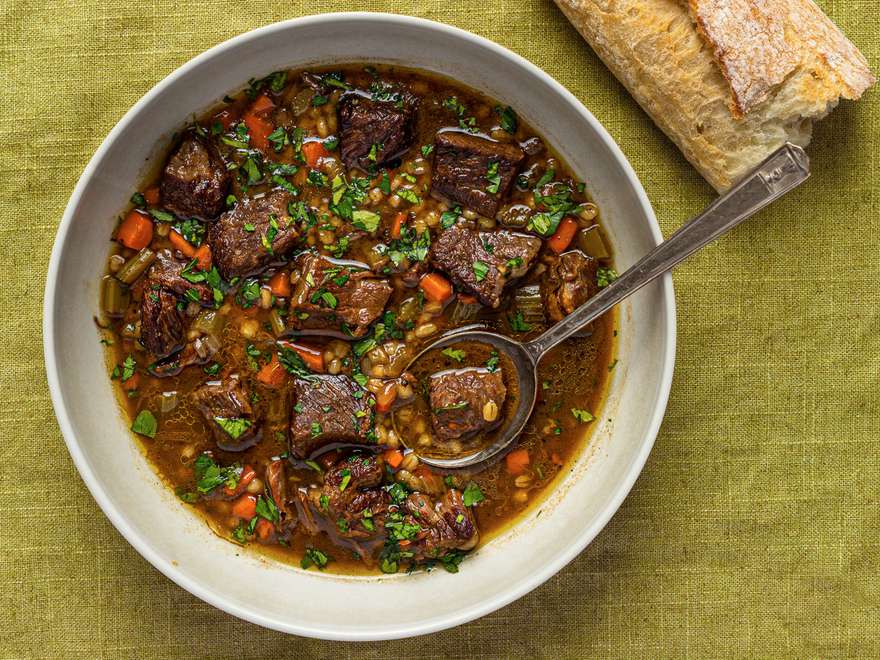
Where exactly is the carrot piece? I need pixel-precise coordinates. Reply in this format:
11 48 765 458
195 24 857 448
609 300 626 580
279 341 324 372
302 141 330 168
194 244 212 271
457 293 478 305
505 448 530 475
244 113 273 151
223 465 256 497
255 519 274 541
419 272 453 303
390 212 407 239
116 210 154 250
268 270 291 298
242 95 275 151
547 217 578 254
550 452 563 467
257 354 287 387
249 93 275 115
375 381 398 413
231 494 258 520
169 230 196 258
382 449 404 469
121 372 140 392
143 186 161 206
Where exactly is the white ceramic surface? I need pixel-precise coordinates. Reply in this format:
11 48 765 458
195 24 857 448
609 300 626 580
43 13 675 640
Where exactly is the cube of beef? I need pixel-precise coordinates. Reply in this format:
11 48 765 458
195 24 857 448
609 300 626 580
289 374 375 458
141 287 185 358
404 489 479 558
429 367 507 440
540 250 598 322
338 93 418 171
429 224 541 307
160 136 230 219
192 376 261 452
208 190 298 280
430 131 524 217
265 459 296 534
287 254 392 338
148 249 214 307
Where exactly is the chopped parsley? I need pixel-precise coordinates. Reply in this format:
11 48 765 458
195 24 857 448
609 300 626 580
310 421 322 437
571 408 595 423
508 310 531 333
301 547 332 570
486 350 500 372
462 482 485 507
494 105 518 134
397 188 420 205
213 416 252 439
352 209 381 232
130 192 146 207
192 453 239 494
472 260 489 282
421 144 434 157
485 161 501 194
339 468 352 492
440 206 461 229
278 347 318 381
121 355 136 382
442 347 466 362
130 409 157 438
148 208 175 223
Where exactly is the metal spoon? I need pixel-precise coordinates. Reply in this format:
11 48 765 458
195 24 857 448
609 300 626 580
401 143 810 469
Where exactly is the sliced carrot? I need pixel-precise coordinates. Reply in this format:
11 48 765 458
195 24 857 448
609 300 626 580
390 212 407 239
223 465 256 497
213 108 239 130
505 448 530 475
382 449 404 469
243 94 275 151
457 293 478 305
255 519 274 541
249 93 276 115
143 186 161 206
419 272 453 303
194 244 212 271
375 381 398 413
302 141 330 168
268 270 291 298
121 372 140 392
279 341 324 372
169 230 196 258
547 217 578 254
257 354 287 387
116 210 154 250
231 494 258 520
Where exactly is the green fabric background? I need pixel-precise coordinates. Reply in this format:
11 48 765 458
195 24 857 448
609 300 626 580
1 0 878 657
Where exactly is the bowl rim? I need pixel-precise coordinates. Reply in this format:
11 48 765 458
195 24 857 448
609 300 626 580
42 12 676 640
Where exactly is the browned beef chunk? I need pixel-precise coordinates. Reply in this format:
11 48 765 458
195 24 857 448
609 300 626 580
430 132 524 217
192 376 261 451
295 454 390 559
148 334 219 377
141 288 185 358
208 190 298 279
148 249 214 306
540 250 598 322
429 224 541 307
404 489 479 559
160 136 230 219
287 253 392 338
429 367 506 441
265 459 296 534
289 374 375 458
338 93 418 171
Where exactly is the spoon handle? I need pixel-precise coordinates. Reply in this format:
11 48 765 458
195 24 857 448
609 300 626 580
525 142 810 359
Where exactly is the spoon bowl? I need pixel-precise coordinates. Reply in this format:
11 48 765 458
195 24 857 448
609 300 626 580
399 142 810 469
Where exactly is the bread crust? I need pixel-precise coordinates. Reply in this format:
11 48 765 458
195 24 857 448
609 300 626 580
554 0 875 191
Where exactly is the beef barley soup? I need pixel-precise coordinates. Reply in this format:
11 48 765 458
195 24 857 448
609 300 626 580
99 65 617 575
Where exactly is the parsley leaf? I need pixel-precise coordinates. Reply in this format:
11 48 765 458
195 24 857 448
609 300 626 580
352 209 381 232
462 482 485 507
571 408 595 423
508 310 531 333
494 105 518 134
278 346 318 381
131 409 157 438
213 416 252 439
485 161 501 194
596 267 619 288
472 260 489 282
301 547 332 570
442 347 466 362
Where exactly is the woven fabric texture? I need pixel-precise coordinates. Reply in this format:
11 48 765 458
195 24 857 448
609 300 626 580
1 0 878 657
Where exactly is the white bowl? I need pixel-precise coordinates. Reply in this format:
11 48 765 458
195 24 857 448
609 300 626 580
43 13 675 640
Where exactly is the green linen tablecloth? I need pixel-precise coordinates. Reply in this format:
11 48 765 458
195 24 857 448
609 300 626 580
1 0 877 656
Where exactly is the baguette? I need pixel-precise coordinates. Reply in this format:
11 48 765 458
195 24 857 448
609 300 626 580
554 0 875 191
